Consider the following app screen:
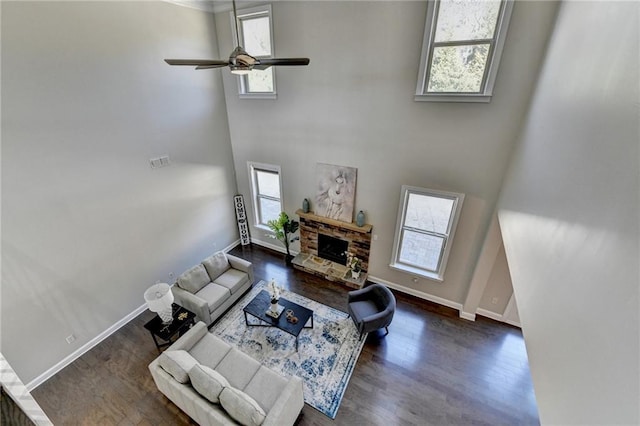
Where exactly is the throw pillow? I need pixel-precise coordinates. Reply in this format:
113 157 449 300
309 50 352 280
203 252 230 281
158 350 198 384
189 364 229 404
219 386 266 426
177 264 210 294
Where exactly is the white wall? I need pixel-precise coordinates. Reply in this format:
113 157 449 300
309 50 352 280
498 2 639 424
215 1 559 306
1 1 237 384
478 243 513 313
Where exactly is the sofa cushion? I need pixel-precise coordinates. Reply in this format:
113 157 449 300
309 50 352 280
215 348 261 390
203 252 230 281
177 264 211 294
158 350 198 384
214 269 249 295
243 366 288 412
196 283 230 313
189 333 232 369
219 386 266 426
189 364 230 404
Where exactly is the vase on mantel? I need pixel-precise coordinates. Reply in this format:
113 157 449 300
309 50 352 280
356 210 365 227
302 198 310 213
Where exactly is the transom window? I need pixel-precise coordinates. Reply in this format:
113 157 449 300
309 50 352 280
415 0 514 102
391 186 464 281
233 5 276 99
248 162 283 228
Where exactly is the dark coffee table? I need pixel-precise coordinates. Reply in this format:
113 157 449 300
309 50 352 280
243 290 313 351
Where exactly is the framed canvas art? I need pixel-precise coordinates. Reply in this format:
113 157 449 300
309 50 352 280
315 163 357 223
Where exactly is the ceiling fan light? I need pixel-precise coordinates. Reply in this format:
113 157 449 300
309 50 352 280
231 68 251 75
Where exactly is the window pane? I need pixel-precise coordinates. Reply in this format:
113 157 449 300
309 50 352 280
241 16 271 56
256 170 280 198
247 68 274 93
434 0 501 42
405 193 455 234
427 44 489 93
399 230 444 272
258 197 281 224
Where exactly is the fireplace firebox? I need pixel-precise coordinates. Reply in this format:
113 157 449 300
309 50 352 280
318 234 348 265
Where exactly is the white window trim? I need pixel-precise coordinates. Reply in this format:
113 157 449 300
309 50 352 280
415 0 514 103
248 161 283 231
390 185 465 282
231 4 277 99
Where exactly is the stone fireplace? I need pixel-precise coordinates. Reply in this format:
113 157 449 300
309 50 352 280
292 209 372 288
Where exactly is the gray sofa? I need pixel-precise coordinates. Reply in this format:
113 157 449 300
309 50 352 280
149 321 305 426
172 252 253 326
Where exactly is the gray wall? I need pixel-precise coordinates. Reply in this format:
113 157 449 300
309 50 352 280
215 1 559 306
1 1 238 384
499 1 639 423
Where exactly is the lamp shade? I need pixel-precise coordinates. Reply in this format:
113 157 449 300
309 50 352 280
144 283 174 323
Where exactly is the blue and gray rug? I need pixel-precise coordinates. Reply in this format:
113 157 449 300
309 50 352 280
209 280 366 419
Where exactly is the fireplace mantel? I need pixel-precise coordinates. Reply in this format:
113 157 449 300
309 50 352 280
295 209 372 233
293 209 372 289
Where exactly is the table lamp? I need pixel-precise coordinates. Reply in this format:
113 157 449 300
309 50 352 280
144 283 174 324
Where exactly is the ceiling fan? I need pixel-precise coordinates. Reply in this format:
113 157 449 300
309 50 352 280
165 0 310 74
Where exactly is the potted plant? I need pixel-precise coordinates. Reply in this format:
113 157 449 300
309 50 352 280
266 212 300 264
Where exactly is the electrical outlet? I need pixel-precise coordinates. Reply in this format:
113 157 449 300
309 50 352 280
66 334 76 344
491 297 499 305
373 234 378 241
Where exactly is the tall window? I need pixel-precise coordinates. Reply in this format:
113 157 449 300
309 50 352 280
391 186 464 281
415 0 514 102
233 5 276 99
248 162 283 228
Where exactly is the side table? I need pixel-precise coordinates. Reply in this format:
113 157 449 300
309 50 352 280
144 303 196 353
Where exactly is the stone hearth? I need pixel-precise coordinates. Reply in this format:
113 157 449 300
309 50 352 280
292 209 372 289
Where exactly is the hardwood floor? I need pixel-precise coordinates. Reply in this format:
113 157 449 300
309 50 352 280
32 245 539 425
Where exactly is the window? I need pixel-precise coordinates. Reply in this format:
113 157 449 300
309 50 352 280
233 5 276 99
390 186 464 281
415 0 514 102
248 162 283 228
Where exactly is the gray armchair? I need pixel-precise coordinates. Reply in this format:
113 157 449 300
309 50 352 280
347 284 396 340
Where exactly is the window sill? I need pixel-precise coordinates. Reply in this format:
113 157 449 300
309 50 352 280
414 93 491 103
389 262 444 283
255 224 272 232
239 93 277 100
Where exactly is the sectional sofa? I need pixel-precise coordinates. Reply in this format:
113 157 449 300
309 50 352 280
149 321 304 426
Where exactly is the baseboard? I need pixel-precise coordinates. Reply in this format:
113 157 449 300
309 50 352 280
223 239 241 253
368 275 463 312
459 311 476 321
26 303 147 392
504 318 522 328
249 238 299 256
476 308 503 322
475 308 521 327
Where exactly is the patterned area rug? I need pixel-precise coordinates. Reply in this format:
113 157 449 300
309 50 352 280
209 280 366 419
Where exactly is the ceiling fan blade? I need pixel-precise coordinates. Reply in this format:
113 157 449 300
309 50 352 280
195 64 230 70
165 59 229 67
253 58 310 70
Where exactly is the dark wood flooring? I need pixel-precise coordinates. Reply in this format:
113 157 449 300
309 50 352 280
32 245 539 425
